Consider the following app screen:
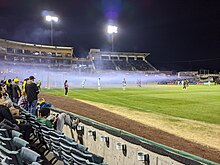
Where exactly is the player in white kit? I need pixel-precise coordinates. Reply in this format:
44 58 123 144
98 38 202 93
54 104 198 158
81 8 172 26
122 78 126 91
98 78 101 90
82 79 86 88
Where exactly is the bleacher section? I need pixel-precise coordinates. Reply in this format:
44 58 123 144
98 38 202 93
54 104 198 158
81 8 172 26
0 128 42 165
0 104 106 165
89 49 157 72
93 60 116 70
93 58 157 71
128 58 155 71
0 39 94 72
114 60 133 71
17 108 106 165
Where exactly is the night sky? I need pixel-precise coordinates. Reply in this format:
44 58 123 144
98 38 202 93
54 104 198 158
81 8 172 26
0 0 220 71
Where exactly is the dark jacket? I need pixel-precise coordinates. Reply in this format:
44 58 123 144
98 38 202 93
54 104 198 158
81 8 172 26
6 84 13 99
25 81 39 102
0 105 17 124
12 84 21 99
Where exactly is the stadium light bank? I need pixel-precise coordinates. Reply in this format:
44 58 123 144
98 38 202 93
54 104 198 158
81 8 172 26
107 25 118 52
45 15 59 46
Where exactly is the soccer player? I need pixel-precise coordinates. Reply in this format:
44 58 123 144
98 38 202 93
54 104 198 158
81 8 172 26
122 78 126 91
82 79 86 88
98 78 101 90
64 80 69 96
182 80 187 89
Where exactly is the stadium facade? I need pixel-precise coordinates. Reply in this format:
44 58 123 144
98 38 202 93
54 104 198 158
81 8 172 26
0 39 158 73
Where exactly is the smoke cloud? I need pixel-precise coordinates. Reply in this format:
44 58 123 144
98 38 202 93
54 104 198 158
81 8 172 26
0 62 187 89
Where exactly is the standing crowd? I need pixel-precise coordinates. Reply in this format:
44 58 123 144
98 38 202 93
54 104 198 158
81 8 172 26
0 76 79 142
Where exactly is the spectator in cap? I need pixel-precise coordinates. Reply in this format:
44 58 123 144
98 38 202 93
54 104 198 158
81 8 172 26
12 78 21 104
25 76 39 116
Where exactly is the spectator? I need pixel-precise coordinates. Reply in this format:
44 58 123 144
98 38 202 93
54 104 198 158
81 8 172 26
37 80 41 91
18 89 28 110
6 79 13 100
12 78 21 104
36 107 53 128
0 102 32 141
37 107 79 132
38 98 52 110
22 78 29 91
0 92 13 108
25 76 39 116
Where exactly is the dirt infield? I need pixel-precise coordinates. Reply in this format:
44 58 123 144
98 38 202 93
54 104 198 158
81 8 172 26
41 93 220 163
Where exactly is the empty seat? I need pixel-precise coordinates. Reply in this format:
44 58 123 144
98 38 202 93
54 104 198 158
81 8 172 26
12 130 22 138
13 137 29 150
0 144 23 165
19 147 41 164
0 128 10 138
71 153 88 165
0 135 15 151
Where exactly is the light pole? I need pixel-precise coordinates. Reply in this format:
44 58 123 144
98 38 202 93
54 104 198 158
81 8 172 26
45 15 58 46
107 25 118 52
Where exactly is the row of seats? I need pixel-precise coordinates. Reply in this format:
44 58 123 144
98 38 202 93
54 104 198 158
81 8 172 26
128 59 154 71
93 59 155 71
114 60 133 71
93 60 116 70
20 107 106 165
0 128 41 165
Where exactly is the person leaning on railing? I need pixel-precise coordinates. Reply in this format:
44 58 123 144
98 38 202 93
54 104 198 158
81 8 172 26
37 107 79 133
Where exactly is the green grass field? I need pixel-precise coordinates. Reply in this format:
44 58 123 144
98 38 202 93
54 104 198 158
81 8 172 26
43 85 220 125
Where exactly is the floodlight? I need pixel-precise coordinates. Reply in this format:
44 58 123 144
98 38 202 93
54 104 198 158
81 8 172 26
107 25 118 34
53 16 58 22
46 15 58 22
45 15 52 22
45 15 59 45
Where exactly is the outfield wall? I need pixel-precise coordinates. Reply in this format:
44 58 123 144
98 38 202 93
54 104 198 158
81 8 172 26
53 108 219 165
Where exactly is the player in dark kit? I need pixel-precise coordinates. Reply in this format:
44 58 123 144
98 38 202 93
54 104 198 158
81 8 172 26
183 80 187 89
64 80 69 96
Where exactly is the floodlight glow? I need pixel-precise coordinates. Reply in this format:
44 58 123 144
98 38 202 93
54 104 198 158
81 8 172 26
53 16 58 22
46 15 59 22
107 25 118 34
46 15 52 21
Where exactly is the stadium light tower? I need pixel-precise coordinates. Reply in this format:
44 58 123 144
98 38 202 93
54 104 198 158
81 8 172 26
107 25 118 52
45 15 59 46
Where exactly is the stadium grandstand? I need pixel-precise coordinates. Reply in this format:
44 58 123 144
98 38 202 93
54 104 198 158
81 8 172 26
0 39 93 71
89 49 158 72
1 39 219 165
0 39 159 73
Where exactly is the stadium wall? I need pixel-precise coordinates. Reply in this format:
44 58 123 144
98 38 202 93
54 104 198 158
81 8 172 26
53 108 219 165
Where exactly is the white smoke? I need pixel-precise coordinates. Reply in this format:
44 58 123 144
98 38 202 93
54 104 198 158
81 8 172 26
0 62 188 89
